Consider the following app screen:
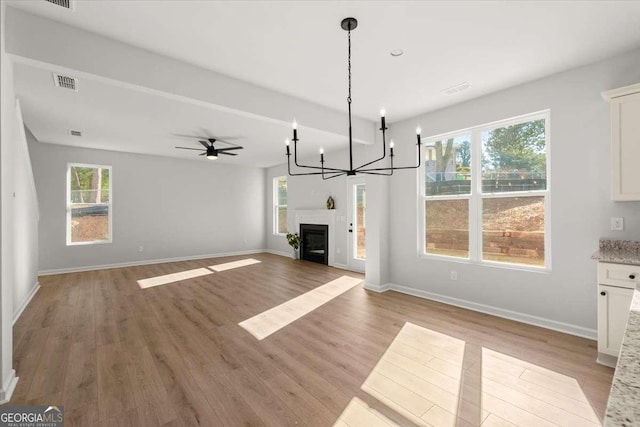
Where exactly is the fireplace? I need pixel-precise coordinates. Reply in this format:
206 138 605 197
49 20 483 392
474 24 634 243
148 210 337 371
294 210 335 267
300 224 328 265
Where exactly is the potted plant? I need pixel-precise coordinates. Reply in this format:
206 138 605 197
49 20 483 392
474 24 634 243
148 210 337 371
286 232 302 259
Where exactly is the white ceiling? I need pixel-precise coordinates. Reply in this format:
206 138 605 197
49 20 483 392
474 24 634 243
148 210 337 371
8 1 640 167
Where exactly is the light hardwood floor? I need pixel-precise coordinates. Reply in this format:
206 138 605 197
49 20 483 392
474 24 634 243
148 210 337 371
11 253 613 426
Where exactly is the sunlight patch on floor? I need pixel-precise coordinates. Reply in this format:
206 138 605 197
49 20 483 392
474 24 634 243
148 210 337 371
209 258 261 272
340 322 467 426
480 347 601 426
334 397 398 427
137 267 213 289
238 275 362 340
335 322 602 427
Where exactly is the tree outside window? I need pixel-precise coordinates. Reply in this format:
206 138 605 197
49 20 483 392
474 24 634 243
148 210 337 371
67 163 112 244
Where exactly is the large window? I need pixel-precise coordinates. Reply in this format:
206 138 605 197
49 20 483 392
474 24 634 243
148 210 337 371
273 176 287 235
67 163 112 245
420 111 549 268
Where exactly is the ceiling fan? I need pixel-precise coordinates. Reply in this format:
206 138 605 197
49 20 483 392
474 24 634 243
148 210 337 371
175 138 244 160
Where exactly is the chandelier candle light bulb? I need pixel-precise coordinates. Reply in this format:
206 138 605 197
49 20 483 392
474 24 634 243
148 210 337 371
390 140 394 156
285 139 290 155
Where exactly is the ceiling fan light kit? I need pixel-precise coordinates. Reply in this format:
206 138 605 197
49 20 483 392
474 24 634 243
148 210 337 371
285 17 422 180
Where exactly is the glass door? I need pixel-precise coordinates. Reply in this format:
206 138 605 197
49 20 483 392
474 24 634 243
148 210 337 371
348 177 366 272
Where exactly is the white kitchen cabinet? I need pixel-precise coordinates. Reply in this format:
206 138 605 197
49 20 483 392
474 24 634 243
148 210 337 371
602 83 640 201
598 284 633 356
597 262 638 366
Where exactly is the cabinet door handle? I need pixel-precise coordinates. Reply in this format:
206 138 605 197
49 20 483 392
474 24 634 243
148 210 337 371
600 291 607 296
630 274 636 280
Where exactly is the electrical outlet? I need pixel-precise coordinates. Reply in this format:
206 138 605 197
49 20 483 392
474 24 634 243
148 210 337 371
450 271 457 281
611 217 624 231
138 245 144 252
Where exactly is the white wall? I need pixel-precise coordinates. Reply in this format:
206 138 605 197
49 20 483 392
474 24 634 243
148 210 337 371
0 1 15 402
385 48 640 336
364 174 390 288
29 141 266 273
12 125 39 322
0 0 38 403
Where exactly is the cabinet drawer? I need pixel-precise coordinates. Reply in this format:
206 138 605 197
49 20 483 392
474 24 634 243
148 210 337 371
598 262 640 288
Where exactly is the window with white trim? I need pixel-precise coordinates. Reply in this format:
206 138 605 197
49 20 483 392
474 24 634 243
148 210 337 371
419 111 549 268
67 163 112 245
273 176 287 235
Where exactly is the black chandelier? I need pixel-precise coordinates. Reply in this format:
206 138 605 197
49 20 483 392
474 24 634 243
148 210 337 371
285 17 422 180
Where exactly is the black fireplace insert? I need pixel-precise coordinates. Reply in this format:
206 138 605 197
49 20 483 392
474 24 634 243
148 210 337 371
300 224 328 265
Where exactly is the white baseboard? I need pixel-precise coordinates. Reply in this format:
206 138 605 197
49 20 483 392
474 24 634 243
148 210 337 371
596 352 617 368
264 251 352 272
380 283 597 340
38 249 268 276
13 281 40 325
264 249 292 258
364 282 391 293
0 370 18 404
38 249 356 276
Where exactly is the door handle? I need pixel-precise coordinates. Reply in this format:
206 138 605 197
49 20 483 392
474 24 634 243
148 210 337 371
600 291 607 296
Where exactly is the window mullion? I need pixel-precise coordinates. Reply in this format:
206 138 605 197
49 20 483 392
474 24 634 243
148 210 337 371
468 128 482 262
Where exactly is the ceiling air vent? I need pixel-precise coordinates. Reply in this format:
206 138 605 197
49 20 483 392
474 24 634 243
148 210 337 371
69 130 82 137
52 73 78 91
45 0 74 10
441 81 471 96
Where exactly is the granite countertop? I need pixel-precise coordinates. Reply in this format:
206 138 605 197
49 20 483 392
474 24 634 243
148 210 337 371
605 285 640 426
592 239 640 266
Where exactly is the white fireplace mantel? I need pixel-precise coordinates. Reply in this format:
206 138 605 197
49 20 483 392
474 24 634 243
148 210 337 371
294 210 336 267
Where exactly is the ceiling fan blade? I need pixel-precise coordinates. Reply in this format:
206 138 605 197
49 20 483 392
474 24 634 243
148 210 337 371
216 146 244 151
175 146 205 151
172 133 210 139
218 151 238 156
209 138 238 145
172 134 242 141
199 152 207 156
199 140 211 149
